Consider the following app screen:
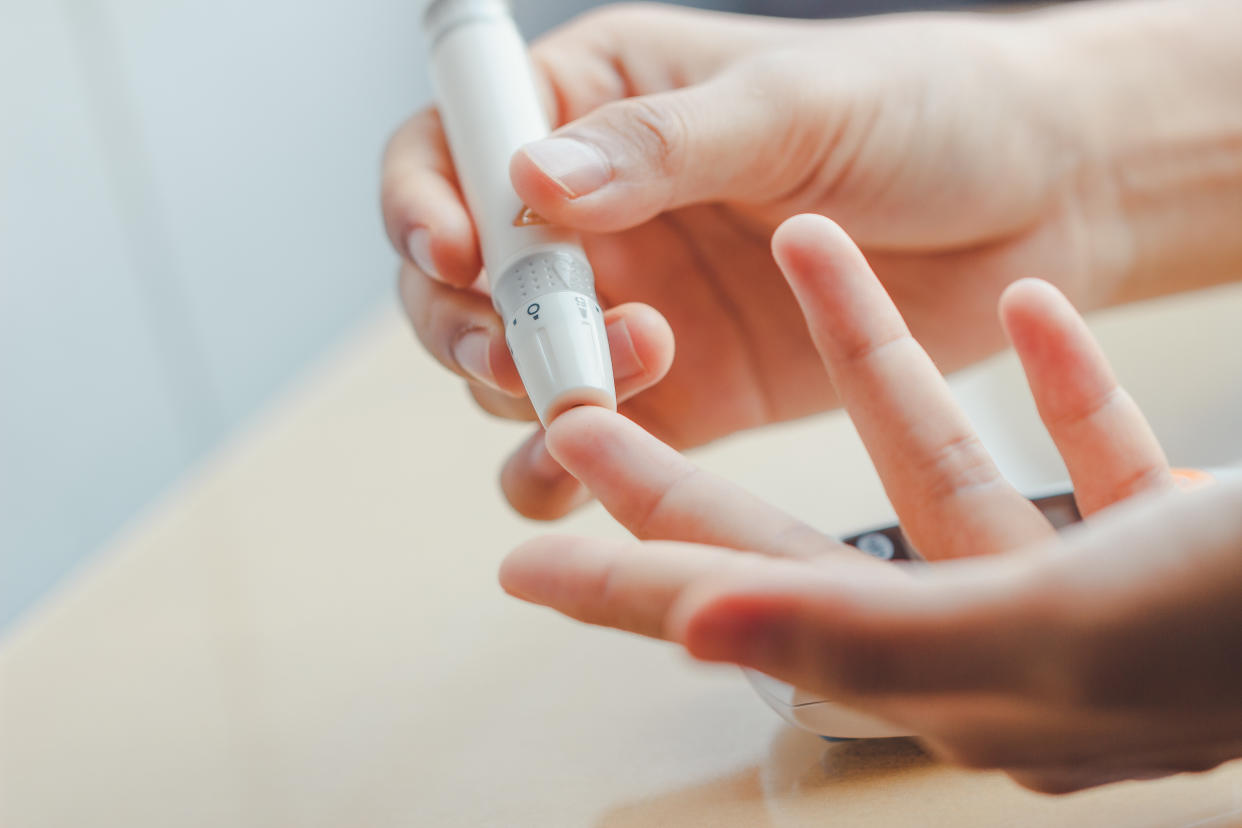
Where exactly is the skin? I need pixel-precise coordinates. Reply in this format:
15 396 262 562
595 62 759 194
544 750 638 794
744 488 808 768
499 215 1242 794
382 0 1242 794
386 5 1108 518
384 1 1242 519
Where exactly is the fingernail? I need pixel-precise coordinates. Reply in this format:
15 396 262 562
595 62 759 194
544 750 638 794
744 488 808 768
452 329 495 386
527 435 565 482
606 318 645 381
406 227 440 279
520 137 612 199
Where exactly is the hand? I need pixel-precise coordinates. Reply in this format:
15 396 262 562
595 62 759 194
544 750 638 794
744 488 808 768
500 215 1242 793
384 3 1127 518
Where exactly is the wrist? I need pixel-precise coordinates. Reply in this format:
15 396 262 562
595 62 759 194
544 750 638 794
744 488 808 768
1021 0 1242 306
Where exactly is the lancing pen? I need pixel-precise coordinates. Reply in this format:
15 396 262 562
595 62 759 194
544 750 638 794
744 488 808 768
421 0 616 425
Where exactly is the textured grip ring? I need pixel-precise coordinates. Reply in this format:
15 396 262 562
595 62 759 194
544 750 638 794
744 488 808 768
492 248 597 317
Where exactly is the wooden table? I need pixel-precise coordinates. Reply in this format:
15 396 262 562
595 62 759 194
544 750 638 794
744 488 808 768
3 304 1241 827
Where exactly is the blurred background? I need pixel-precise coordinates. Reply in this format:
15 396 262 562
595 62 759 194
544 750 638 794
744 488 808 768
1 0 1239 632
5 2 1242 826
0 0 997 630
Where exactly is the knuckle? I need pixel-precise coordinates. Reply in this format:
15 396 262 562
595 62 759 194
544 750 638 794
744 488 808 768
770 520 836 559
587 542 661 636
574 3 661 33
380 123 407 172
1102 463 1174 506
838 329 911 367
396 265 431 330
607 96 687 179
909 430 1004 503
726 50 840 203
380 163 415 229
630 466 700 539
593 554 630 621
379 178 412 232
399 268 477 377
381 107 439 173
407 292 446 360
380 109 447 224
572 2 637 30
1046 385 1123 434
546 3 647 60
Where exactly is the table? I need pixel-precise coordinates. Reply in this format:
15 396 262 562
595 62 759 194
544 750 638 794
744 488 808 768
3 303 1241 827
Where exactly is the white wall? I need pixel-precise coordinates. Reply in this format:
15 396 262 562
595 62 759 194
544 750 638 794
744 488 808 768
1 0 438 626
0 0 755 628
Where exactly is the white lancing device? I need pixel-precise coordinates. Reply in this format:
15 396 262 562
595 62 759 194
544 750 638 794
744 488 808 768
421 0 616 426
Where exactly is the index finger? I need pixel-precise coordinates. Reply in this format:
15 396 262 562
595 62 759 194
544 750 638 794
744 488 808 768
772 215 1053 560
545 407 859 560
501 536 772 641
500 535 886 642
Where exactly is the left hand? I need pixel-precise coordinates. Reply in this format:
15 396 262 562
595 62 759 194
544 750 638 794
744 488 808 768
387 4 1125 519
498 215 1242 794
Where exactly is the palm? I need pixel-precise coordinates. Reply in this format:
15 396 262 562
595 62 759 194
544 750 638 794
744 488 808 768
584 205 825 448
585 200 1089 453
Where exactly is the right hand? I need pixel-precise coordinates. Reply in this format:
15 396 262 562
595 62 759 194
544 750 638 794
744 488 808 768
500 215 1242 795
382 3 1123 518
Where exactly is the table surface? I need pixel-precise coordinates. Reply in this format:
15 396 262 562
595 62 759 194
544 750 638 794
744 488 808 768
4 298 1242 828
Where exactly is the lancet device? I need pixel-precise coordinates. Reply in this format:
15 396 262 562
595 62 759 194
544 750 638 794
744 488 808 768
421 0 615 425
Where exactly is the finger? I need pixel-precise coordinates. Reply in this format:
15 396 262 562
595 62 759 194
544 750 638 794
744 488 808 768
1006 767 1160 795
672 479 1242 715
999 278 1173 516
997 729 1242 791
499 307 677 519
668 552 1049 701
386 5 779 280
771 214 1052 560
1006 760 1228 795
501 535 808 641
400 259 673 404
469 384 538 422
511 60 821 234
912 695 1242 772
500 431 590 521
543 407 861 560
398 263 525 395
997 743 1240 789
1044 481 1242 715
382 109 485 287
528 4 788 125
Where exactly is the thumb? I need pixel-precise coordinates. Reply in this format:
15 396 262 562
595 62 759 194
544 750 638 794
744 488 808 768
669 551 1055 701
510 66 814 233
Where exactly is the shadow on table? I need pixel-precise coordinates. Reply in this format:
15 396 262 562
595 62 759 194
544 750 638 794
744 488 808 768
595 727 936 827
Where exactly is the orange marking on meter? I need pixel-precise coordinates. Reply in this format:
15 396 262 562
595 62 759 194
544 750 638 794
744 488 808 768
1171 468 1214 490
